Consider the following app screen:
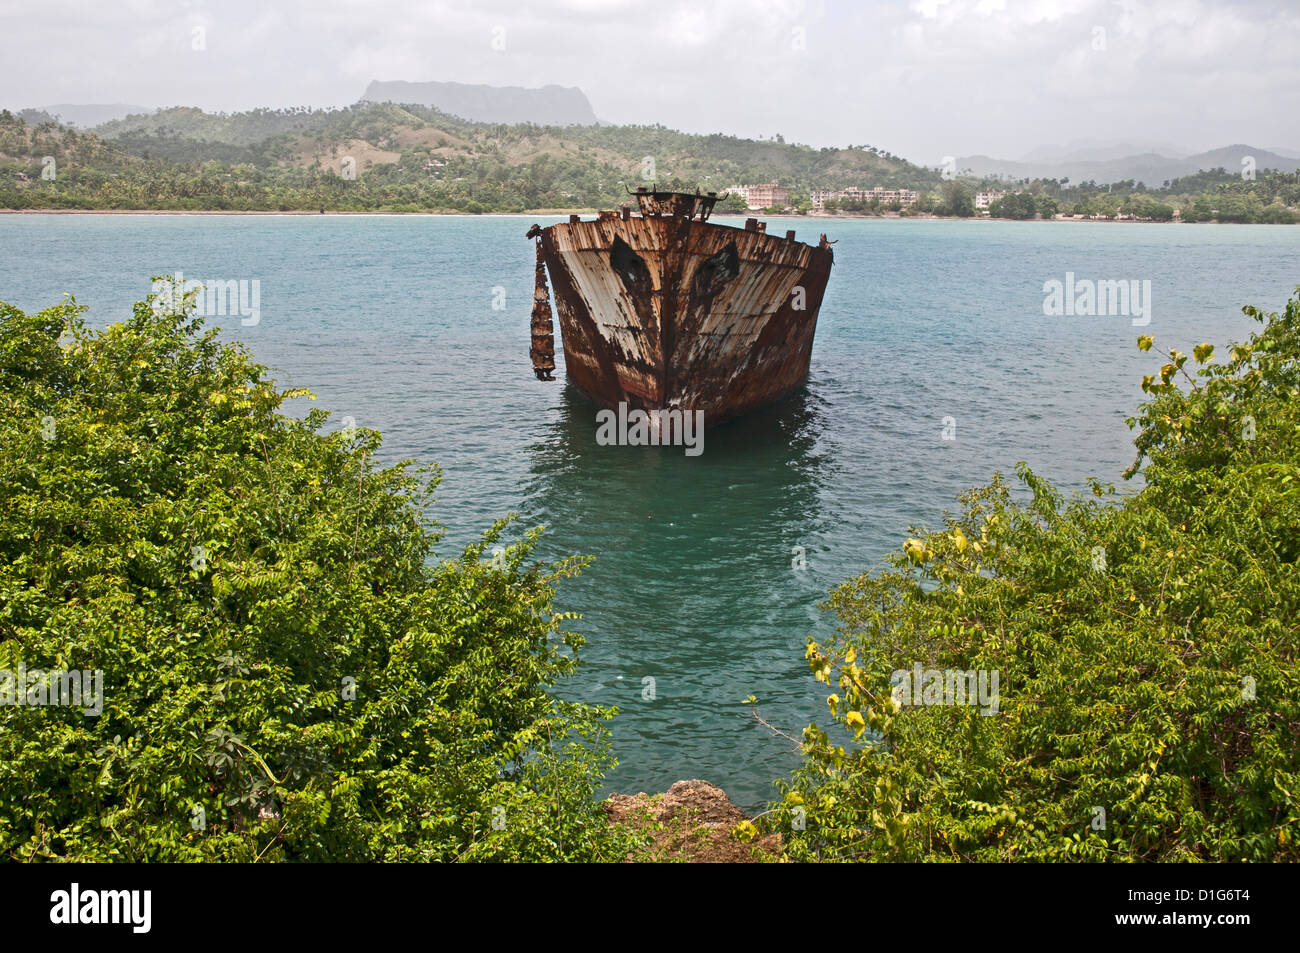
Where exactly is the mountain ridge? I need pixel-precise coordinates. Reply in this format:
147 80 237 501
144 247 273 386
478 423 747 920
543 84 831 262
359 80 598 126
23 103 154 128
957 144 1300 185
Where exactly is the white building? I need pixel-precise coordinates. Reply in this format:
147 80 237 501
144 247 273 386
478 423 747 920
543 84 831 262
724 185 750 206
811 187 920 210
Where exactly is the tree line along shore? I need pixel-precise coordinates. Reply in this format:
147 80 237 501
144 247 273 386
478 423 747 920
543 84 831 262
3 106 1297 223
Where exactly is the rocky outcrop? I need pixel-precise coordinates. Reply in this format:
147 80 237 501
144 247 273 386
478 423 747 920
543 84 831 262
604 780 782 863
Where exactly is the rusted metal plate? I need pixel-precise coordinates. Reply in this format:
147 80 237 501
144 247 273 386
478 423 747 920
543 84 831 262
529 241 556 380
531 201 833 427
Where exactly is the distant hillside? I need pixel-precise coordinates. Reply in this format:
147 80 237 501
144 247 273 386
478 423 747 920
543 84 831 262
0 111 141 182
1019 139 1192 163
958 144 1300 186
360 80 598 126
24 103 153 128
82 102 938 197
4 105 1294 220
94 106 339 147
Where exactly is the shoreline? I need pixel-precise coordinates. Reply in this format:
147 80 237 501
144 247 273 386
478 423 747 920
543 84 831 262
0 208 1279 224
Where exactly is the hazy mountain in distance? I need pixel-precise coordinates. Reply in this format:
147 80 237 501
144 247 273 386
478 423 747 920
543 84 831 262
1193 144 1300 175
1266 146 1300 160
359 80 597 126
954 144 1300 185
1020 139 1191 163
24 104 154 127
16 108 59 126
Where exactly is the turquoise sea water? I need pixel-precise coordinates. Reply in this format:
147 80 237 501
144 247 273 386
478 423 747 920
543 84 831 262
2 214 1296 810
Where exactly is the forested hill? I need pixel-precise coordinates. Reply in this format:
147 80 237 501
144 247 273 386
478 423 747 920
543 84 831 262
0 103 935 213
91 103 931 188
2 104 1297 219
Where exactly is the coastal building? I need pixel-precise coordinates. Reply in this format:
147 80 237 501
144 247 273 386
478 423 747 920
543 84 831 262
724 185 750 206
810 187 919 209
744 183 790 209
976 190 1007 210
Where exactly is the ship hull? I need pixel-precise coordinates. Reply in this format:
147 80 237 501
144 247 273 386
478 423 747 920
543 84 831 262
538 214 833 426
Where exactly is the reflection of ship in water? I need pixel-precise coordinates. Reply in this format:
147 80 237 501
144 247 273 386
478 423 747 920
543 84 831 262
518 377 835 656
523 380 832 548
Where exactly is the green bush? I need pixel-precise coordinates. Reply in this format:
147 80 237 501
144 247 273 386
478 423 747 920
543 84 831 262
768 288 1300 861
988 192 1037 220
0 284 636 861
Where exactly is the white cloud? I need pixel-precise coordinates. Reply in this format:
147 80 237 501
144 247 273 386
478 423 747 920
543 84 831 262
0 0 1296 161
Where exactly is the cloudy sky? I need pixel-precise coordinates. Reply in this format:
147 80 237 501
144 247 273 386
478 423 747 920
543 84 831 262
1 0 1296 163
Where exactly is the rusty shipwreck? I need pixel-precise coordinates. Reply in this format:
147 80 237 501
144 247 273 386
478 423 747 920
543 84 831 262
526 187 834 426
